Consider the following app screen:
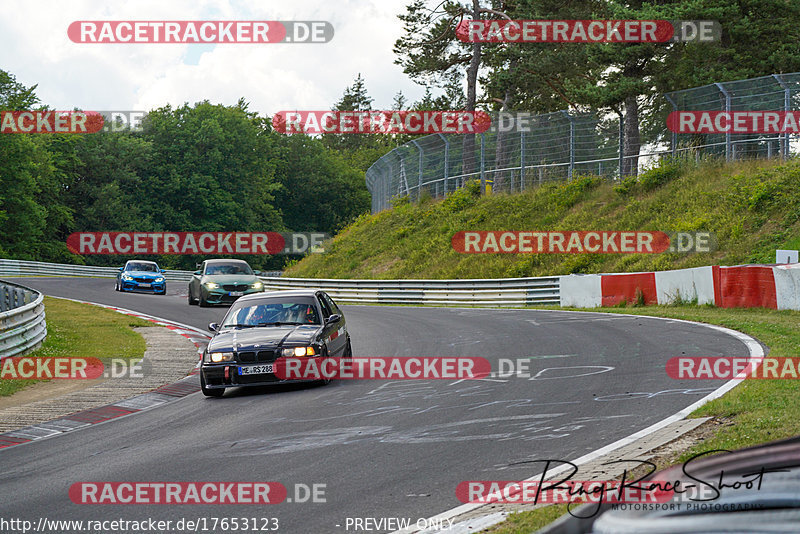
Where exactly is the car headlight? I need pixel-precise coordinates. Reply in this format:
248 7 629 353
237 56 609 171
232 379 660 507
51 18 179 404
251 281 263 289
204 282 220 289
207 352 234 363
155 277 164 282
122 274 133 281
282 346 316 357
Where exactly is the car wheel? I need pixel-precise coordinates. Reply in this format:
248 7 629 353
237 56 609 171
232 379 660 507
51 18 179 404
199 296 210 307
344 338 353 359
188 287 198 305
200 372 224 397
115 280 120 291
319 349 332 386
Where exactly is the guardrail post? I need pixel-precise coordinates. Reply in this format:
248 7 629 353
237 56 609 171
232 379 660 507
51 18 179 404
715 82 732 161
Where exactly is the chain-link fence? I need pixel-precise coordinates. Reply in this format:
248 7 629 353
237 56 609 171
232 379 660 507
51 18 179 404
366 72 800 213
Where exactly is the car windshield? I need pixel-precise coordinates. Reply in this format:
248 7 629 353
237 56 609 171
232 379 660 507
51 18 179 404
205 263 252 275
126 262 158 272
223 302 320 327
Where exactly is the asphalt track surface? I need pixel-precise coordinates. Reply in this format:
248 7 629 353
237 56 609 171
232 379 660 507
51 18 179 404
0 277 752 533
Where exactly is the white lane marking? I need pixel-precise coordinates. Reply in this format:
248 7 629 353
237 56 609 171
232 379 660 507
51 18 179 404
390 313 765 534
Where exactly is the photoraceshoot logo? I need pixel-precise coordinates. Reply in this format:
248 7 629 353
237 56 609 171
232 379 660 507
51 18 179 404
272 110 492 135
66 232 329 255
67 21 333 44
455 20 720 43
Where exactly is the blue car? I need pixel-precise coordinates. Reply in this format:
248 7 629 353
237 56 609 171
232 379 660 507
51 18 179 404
115 260 167 294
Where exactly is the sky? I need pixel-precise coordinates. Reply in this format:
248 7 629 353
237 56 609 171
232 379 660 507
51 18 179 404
0 0 431 116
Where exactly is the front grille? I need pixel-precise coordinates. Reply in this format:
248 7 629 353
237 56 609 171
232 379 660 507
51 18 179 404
134 277 153 283
236 350 277 363
223 284 249 292
257 350 277 363
237 351 256 363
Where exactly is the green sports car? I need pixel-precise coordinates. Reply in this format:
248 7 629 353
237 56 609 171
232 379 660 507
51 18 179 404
188 259 264 307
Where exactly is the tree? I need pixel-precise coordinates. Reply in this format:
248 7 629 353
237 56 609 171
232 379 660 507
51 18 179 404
395 0 506 176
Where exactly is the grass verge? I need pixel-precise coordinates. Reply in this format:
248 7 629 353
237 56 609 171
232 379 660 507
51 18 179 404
479 304 800 533
0 297 152 397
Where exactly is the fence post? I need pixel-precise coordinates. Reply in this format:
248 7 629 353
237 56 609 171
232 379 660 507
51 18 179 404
773 74 791 159
664 94 678 157
560 110 575 180
519 130 526 191
617 110 624 179
715 82 732 161
411 140 423 201
480 132 486 194
437 133 450 196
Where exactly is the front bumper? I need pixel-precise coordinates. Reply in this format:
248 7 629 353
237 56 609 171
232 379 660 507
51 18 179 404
201 358 321 388
121 279 166 292
201 286 263 304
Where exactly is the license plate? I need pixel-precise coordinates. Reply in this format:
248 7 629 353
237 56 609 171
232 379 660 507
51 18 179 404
229 291 244 296
139 283 151 288
239 364 273 375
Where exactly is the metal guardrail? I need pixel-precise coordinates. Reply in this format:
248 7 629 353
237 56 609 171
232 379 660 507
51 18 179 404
261 276 560 307
0 280 47 359
0 259 558 307
0 259 282 282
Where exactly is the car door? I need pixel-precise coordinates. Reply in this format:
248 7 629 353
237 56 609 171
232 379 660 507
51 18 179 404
190 261 205 296
316 292 338 357
320 292 346 357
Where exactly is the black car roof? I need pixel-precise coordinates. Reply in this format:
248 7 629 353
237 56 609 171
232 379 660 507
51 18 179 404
237 289 320 302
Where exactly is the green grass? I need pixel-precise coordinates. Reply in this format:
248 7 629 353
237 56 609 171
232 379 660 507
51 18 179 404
480 303 800 533
0 297 152 397
287 156 800 279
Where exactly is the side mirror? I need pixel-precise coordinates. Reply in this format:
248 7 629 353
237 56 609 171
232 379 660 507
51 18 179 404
254 270 262 276
194 270 202 275
325 314 341 324
160 269 166 273
208 323 219 332
118 267 124 271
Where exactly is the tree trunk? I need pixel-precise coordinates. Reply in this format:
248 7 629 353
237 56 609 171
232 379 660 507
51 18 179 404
622 94 640 177
461 0 482 179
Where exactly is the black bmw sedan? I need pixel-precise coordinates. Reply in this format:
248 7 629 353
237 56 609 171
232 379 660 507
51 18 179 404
200 289 351 397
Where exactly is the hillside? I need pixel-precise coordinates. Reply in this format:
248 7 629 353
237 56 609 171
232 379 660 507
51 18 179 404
286 157 800 279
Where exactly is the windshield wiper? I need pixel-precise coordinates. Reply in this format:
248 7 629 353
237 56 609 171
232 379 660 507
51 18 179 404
254 322 305 326
223 324 259 329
